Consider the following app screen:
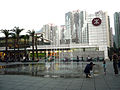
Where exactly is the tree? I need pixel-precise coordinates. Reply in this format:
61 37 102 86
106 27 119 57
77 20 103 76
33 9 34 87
11 33 17 61
35 34 39 61
34 33 44 61
12 27 24 61
21 34 29 61
1 29 11 61
27 30 35 61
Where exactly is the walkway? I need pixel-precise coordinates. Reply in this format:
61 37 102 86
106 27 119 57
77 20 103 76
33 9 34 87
0 61 120 90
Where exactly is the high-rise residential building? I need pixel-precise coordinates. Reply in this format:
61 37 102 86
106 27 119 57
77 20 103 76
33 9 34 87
113 35 116 48
60 25 66 44
65 10 87 44
65 10 111 46
64 10 111 59
109 28 114 47
65 11 73 44
41 24 58 45
114 12 120 48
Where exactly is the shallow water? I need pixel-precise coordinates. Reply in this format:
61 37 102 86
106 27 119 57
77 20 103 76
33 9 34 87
0 62 103 78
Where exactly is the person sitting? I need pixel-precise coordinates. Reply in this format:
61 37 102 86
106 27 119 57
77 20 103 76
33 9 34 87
84 62 95 78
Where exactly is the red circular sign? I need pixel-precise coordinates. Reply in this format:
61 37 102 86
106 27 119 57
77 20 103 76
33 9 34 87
92 18 101 26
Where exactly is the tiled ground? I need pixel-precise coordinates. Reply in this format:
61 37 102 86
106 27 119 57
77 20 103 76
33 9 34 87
0 61 120 90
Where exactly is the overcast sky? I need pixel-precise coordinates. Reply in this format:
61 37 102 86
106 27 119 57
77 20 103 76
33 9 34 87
0 0 120 34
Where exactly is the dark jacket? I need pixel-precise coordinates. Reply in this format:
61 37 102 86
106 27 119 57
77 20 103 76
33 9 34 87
112 53 118 63
84 64 93 74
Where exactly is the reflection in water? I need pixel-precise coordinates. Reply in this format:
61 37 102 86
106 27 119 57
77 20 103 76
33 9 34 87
45 62 50 72
0 62 102 78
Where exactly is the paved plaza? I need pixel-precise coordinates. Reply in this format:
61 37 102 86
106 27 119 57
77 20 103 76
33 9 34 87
0 61 120 90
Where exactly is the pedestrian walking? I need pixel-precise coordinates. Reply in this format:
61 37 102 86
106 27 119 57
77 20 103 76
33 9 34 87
102 60 106 75
112 51 119 74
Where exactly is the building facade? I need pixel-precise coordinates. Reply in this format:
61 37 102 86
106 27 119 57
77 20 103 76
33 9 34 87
109 28 114 47
0 10 112 61
41 24 58 45
60 25 66 44
65 10 87 44
87 11 111 59
114 12 120 48
64 10 111 59
87 11 110 46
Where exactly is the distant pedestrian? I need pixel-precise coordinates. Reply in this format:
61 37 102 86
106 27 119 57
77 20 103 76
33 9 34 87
112 51 119 74
84 62 95 78
102 60 106 75
97 56 99 62
81 56 83 61
77 56 79 65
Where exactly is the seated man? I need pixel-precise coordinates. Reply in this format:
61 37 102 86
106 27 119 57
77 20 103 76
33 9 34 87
84 62 95 78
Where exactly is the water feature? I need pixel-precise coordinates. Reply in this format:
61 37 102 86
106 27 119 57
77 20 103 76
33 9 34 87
0 62 103 78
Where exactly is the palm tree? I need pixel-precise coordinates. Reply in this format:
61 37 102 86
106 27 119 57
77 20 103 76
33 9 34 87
21 34 29 61
39 33 44 60
1 29 11 61
11 33 17 61
35 34 43 61
27 30 35 61
35 33 44 61
26 34 29 44
12 27 24 61
25 34 30 61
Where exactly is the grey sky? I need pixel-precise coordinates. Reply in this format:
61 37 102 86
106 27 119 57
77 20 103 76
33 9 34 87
0 0 119 34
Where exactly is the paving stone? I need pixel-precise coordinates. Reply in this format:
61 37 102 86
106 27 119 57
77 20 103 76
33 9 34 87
0 61 120 90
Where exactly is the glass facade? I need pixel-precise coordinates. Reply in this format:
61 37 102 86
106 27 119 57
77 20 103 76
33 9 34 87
64 10 110 47
64 10 111 59
65 12 73 40
114 12 120 48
